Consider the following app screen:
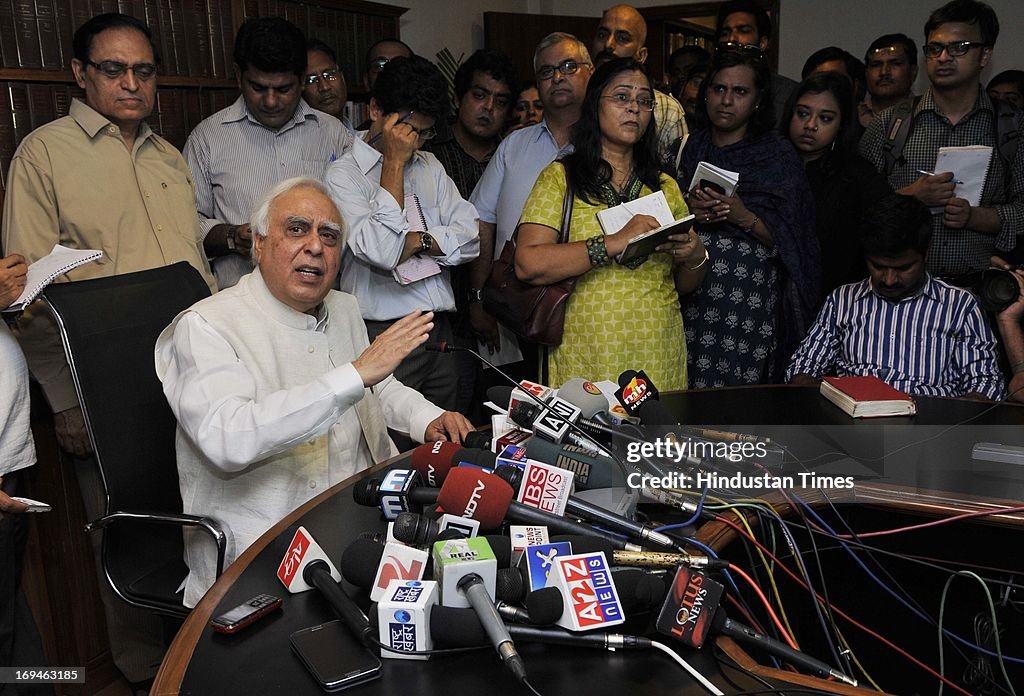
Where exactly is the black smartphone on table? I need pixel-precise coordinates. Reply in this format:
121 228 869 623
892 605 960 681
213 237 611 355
290 620 382 692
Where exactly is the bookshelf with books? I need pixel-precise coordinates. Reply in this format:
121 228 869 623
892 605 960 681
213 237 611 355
0 0 407 190
1 2 406 695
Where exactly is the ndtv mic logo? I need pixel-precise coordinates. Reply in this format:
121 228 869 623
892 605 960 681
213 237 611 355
461 479 487 519
276 527 310 587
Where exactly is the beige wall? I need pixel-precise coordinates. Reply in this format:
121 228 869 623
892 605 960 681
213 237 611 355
379 0 1024 91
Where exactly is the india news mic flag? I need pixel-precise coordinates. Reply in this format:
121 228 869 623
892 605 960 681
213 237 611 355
276 526 342 592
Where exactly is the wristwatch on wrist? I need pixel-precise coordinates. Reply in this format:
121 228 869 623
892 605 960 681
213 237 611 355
225 226 237 252
468 288 483 304
419 231 433 254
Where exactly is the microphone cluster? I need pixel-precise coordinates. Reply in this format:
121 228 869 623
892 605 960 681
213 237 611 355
273 362 855 691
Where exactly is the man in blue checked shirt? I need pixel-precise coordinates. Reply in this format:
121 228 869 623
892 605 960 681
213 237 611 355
787 192 1006 400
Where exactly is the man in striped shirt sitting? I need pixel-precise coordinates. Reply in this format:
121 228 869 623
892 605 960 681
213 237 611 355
786 192 1006 400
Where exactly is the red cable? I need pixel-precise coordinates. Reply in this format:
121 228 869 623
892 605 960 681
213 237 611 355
833 505 1024 538
726 563 800 650
713 514 974 696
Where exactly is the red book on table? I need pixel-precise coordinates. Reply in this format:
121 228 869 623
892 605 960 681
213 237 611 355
819 375 917 418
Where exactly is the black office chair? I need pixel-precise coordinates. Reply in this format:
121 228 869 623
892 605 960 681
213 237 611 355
45 261 226 618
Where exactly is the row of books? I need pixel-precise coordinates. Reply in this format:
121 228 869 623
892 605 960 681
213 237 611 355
0 0 398 87
0 81 238 186
0 0 234 79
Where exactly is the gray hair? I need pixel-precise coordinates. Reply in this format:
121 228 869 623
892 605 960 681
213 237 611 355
533 32 592 72
248 176 344 262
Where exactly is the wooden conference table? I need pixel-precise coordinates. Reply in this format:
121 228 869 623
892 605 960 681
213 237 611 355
152 386 1024 695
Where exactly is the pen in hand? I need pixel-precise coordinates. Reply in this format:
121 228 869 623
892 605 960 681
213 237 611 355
915 168 965 185
367 111 416 146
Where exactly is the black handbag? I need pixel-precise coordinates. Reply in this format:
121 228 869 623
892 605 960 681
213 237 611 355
482 171 576 347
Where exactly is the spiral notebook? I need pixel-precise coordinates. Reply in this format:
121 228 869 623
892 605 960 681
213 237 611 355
393 194 441 285
5 245 104 312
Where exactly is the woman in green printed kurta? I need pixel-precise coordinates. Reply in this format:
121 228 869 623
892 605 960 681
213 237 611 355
515 58 708 388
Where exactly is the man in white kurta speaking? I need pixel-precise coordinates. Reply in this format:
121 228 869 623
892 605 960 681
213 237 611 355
156 176 473 607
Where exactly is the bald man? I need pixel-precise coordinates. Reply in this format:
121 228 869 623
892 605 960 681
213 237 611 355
591 4 687 168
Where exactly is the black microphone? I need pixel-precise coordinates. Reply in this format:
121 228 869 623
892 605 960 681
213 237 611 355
457 573 528 682
303 560 374 647
352 474 439 509
714 611 858 686
430 606 651 650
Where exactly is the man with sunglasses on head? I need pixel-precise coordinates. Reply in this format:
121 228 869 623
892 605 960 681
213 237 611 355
302 38 354 133
860 0 1024 282
467 33 593 365
715 0 797 128
1 12 215 692
325 56 479 422
184 17 352 290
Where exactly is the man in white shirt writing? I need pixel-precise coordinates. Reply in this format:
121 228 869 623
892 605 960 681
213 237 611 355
155 177 473 607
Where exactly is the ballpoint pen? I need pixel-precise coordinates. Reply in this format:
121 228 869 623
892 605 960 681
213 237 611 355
915 168 964 184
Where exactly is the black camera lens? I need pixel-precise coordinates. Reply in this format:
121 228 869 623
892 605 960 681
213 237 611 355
978 268 1020 312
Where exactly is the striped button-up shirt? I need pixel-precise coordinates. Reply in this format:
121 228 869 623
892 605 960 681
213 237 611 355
859 88 1024 276
786 276 1006 399
184 97 353 287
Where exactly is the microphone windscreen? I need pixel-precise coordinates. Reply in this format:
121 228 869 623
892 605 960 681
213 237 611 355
483 534 512 568
393 512 436 547
409 442 461 487
557 378 609 420
429 606 488 648
436 468 513 530
508 402 537 429
339 536 385 588
524 587 563 626
457 448 498 469
617 370 639 388
463 431 492 450
486 386 514 408
637 398 680 426
495 566 525 603
351 478 379 506
611 567 668 610
550 534 614 565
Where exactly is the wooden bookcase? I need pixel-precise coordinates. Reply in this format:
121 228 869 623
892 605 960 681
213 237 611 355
1 2 405 694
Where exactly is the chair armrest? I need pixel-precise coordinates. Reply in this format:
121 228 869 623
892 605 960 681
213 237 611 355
85 511 228 578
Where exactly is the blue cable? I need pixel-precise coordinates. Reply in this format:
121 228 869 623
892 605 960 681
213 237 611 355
789 490 1024 666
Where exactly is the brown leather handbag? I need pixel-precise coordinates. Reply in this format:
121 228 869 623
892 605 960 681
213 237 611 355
482 171 576 347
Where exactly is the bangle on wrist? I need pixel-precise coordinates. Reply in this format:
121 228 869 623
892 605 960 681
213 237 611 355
742 214 759 233
225 226 237 251
686 247 709 271
467 288 483 304
585 234 610 267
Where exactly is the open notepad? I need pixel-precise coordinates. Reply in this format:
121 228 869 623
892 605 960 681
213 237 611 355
595 190 696 266
4 245 103 312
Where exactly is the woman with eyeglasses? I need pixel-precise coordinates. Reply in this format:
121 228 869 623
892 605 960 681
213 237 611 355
678 47 820 388
782 72 891 294
514 58 707 388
